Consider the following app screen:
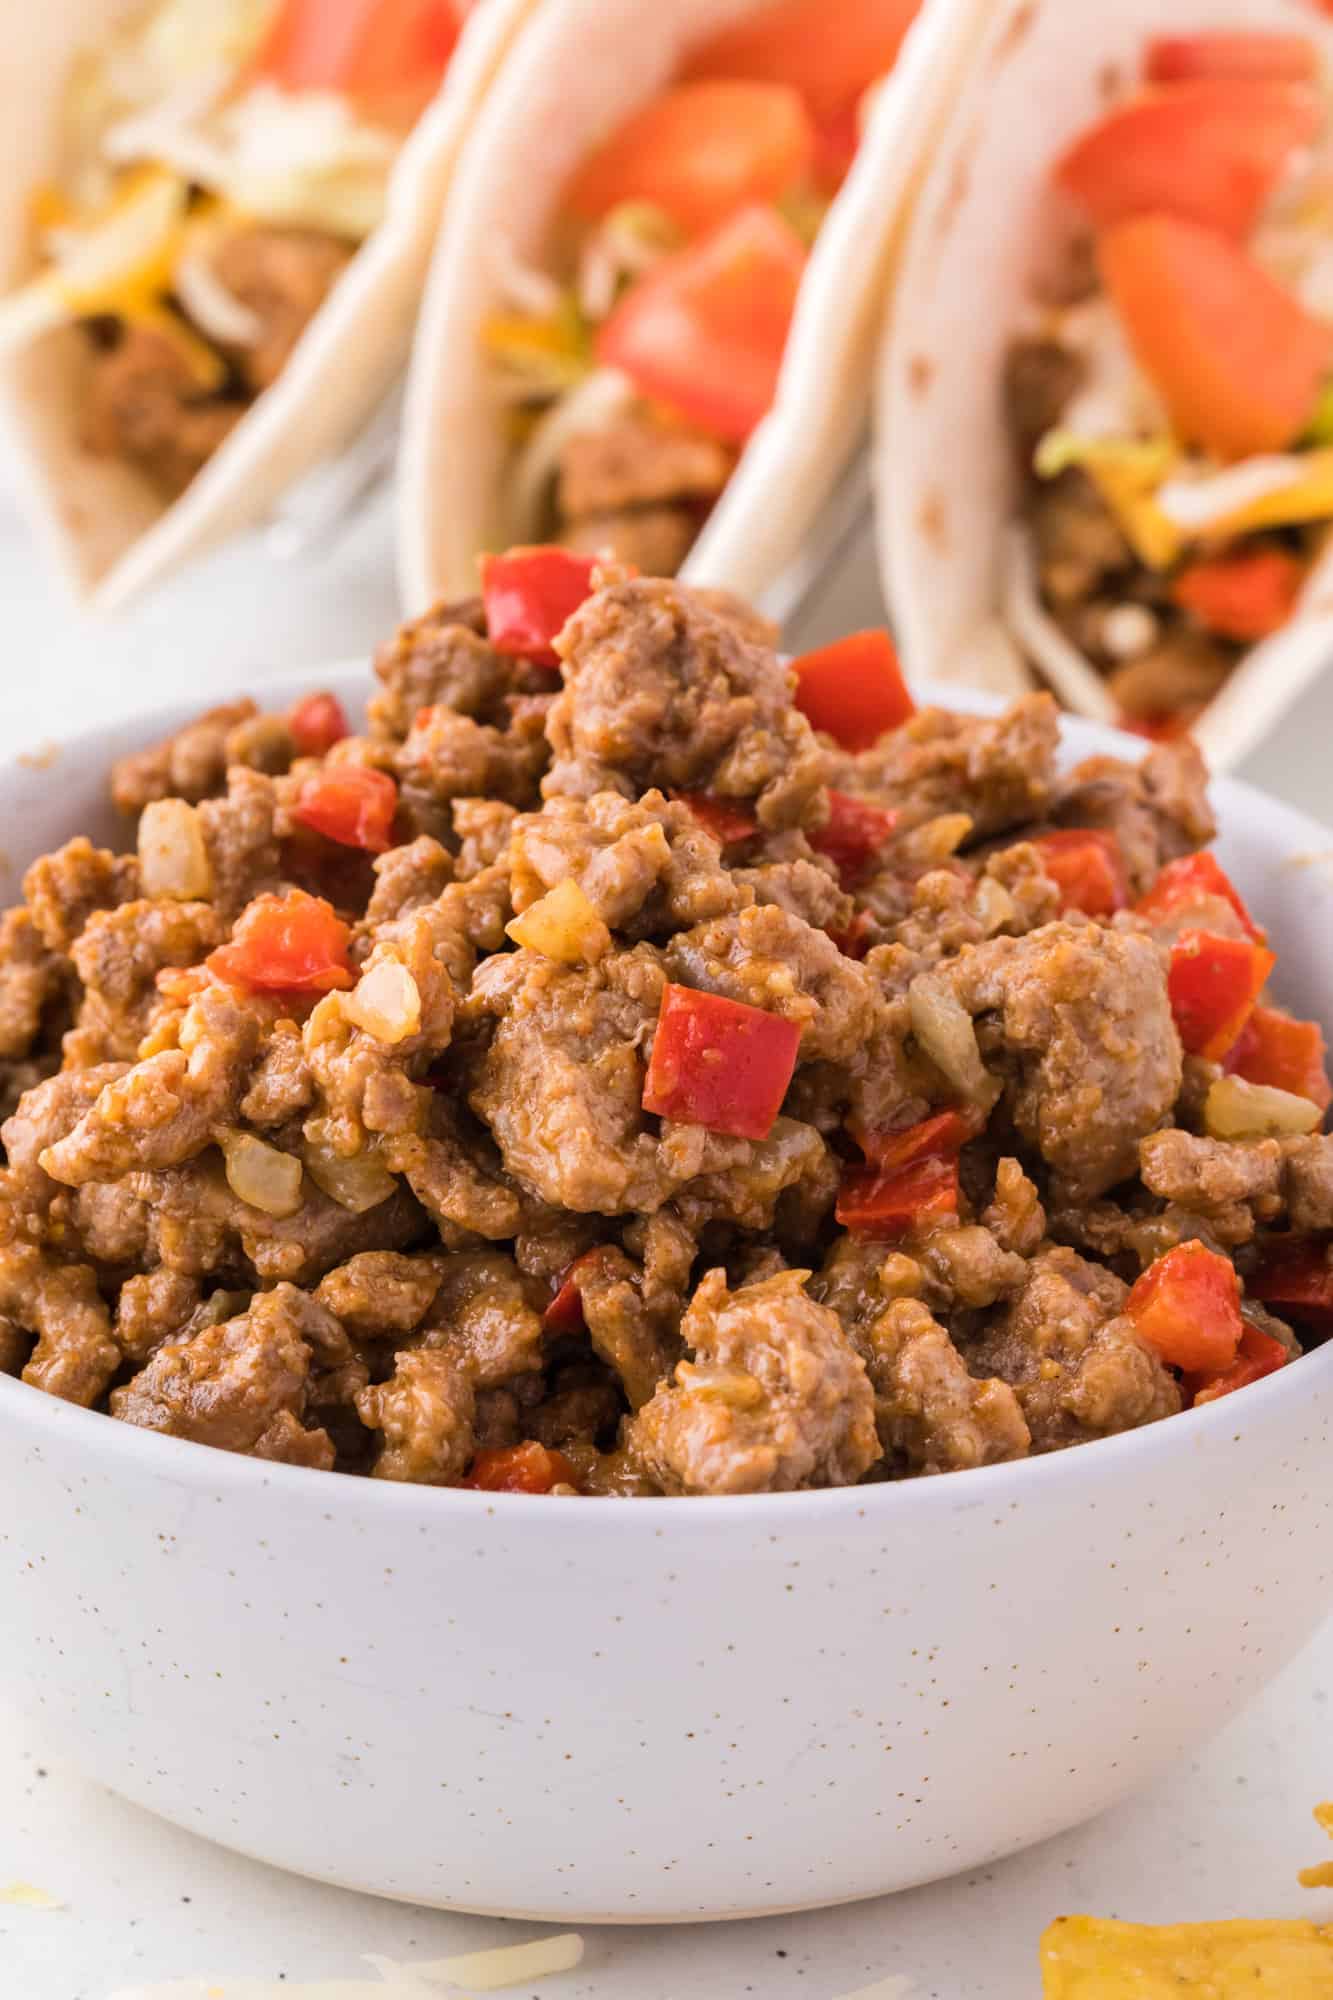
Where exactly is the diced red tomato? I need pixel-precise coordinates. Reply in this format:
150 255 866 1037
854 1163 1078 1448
684 0 921 122
1030 829 1129 917
206 890 354 995
1249 1239 1333 1327
811 791 900 888
1167 929 1275 1060
642 983 801 1141
791 629 915 751
836 1153 960 1238
812 98 863 195
1225 1004 1332 1112
567 81 814 235
293 763 398 853
480 545 598 667
541 1250 606 1335
1172 547 1306 642
1055 80 1321 239
852 1108 974 1171
1187 1322 1290 1406
596 205 806 444
288 690 351 756
1136 850 1263 943
1125 1240 1244 1375
460 1442 577 1494
1145 33 1318 84
672 791 759 846
1098 216 1332 461
250 0 460 118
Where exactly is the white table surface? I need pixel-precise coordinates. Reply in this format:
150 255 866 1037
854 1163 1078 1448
0 472 1331 2000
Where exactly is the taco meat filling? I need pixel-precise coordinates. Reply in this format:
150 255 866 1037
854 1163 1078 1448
483 1 918 573
1005 29 1333 735
1 548 1327 1495
0 0 465 498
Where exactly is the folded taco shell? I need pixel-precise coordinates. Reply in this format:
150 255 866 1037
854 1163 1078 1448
397 0 992 614
0 0 545 610
876 0 1333 769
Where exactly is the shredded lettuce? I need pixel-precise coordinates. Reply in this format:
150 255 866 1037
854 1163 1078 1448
483 293 593 402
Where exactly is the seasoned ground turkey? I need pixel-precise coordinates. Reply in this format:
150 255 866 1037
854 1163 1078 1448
0 562 1322 1492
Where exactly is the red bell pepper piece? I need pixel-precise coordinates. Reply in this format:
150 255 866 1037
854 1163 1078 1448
566 80 814 235
826 909 874 960
292 763 398 853
206 890 354 995
1030 829 1129 917
1172 547 1305 643
1056 79 1321 239
1125 1240 1244 1375
642 983 802 1141
288 690 351 756
1187 1322 1290 1406
672 791 759 847
1136 850 1262 942
1168 929 1275 1060
1098 216 1332 460
852 1108 974 1170
684 0 919 121
836 1154 960 1238
596 204 806 445
480 545 599 667
792 629 915 751
1144 33 1318 84
811 791 900 888
541 1249 608 1335
1248 1239 1333 1328
812 96 862 195
460 1442 577 1494
1225 1004 1332 1112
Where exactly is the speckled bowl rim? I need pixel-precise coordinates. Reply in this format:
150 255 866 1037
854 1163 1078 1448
3 664 1331 1521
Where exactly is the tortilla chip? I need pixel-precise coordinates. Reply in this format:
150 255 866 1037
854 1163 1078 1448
1040 1914 1333 1995
1299 1800 1333 1889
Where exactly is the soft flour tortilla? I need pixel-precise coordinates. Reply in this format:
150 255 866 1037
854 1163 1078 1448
0 0 546 610
876 0 1333 770
397 0 992 615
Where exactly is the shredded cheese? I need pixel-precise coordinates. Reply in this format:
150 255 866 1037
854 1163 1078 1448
0 1880 63 1909
107 1933 585 2000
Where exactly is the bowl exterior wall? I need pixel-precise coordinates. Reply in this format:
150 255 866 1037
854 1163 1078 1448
2 1359 1329 1920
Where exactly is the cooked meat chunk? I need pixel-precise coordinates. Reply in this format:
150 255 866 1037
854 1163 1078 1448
1052 741 1214 895
356 1348 476 1484
114 1269 203 1365
842 694 1060 840
66 897 223 1063
1029 467 1131 607
394 698 549 830
111 1283 321 1451
1282 1133 1333 1232
197 768 283 919
1139 1130 1282 1244
665 901 877 1065
0 1242 120 1406
0 907 68 1063
545 577 824 829
574 1245 681 1409
862 1298 1030 1473
559 414 732 520
949 922 1181 1199
369 597 551 740
510 790 741 937
420 1250 545 1386
1004 336 1086 465
1107 632 1233 721
315 1251 442 1337
563 506 699 579
209 225 353 393
968 1249 1181 1450
24 838 139 952
627 1269 879 1495
111 700 259 813
81 326 242 497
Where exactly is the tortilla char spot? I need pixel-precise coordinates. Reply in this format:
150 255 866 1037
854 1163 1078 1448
937 153 973 239
990 0 1039 70
917 490 949 557
1098 60 1124 102
907 354 935 399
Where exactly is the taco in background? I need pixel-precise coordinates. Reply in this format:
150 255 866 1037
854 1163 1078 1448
398 0 990 612
879 0 1333 769
0 0 543 608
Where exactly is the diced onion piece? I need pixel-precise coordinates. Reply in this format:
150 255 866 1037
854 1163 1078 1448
506 880 611 964
220 1130 304 1218
138 797 213 900
173 244 265 346
368 1931 586 1990
908 973 999 1109
1203 1073 1322 1139
302 1139 398 1214
343 958 421 1045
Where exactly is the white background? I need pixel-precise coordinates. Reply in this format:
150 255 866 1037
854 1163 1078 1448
0 477 1330 1998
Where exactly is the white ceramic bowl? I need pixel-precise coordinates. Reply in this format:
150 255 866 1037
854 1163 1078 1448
1 674 1331 1923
